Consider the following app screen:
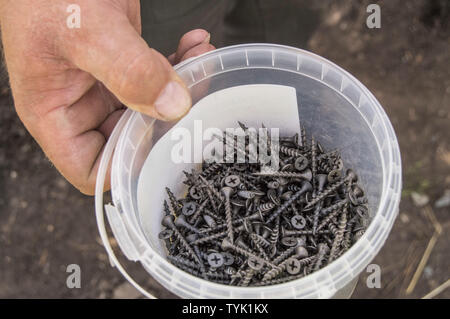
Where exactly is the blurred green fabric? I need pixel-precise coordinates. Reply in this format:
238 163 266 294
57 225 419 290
140 0 318 55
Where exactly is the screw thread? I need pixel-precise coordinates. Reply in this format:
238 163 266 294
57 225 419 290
283 229 330 236
254 171 310 179
259 202 276 212
172 227 204 272
272 246 296 265
201 163 221 178
269 217 280 249
240 269 254 287
199 175 224 202
317 208 341 232
279 145 304 157
224 195 234 243
312 203 322 234
328 210 347 263
304 178 348 209
320 199 349 217
313 244 330 272
328 222 338 236
265 188 304 224
188 199 209 224
251 233 271 248
166 187 181 215
226 243 278 269
311 137 317 193
262 260 288 281
300 126 306 147
251 235 269 260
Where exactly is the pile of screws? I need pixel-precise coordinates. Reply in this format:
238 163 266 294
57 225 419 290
159 123 369 286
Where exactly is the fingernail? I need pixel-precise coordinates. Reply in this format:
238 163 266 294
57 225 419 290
155 81 191 120
202 32 211 44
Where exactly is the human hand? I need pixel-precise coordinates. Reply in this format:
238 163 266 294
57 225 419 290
0 0 214 194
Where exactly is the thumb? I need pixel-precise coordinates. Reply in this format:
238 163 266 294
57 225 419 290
64 12 191 121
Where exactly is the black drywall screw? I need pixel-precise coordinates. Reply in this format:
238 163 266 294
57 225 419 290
303 177 350 210
221 187 235 243
265 181 312 224
174 215 200 234
328 208 347 263
282 228 330 237
327 169 342 184
253 169 312 181
311 136 317 192
317 208 341 232
162 215 206 275
224 175 241 188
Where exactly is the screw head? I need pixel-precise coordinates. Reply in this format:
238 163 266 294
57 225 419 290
300 181 313 194
261 226 272 239
221 186 233 198
247 256 263 271
294 246 309 258
291 215 306 230
221 252 235 266
161 215 175 228
328 169 342 183
189 186 202 200
286 257 301 275
281 236 298 247
207 252 224 268
221 238 233 250
294 155 309 171
252 222 263 235
158 229 173 240
300 168 313 181
225 175 241 188
267 181 280 189
182 201 197 216
316 174 328 192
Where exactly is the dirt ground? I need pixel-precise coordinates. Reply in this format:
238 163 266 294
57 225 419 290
0 0 449 298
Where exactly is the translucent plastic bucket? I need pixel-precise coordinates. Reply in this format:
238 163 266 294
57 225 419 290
95 44 402 298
